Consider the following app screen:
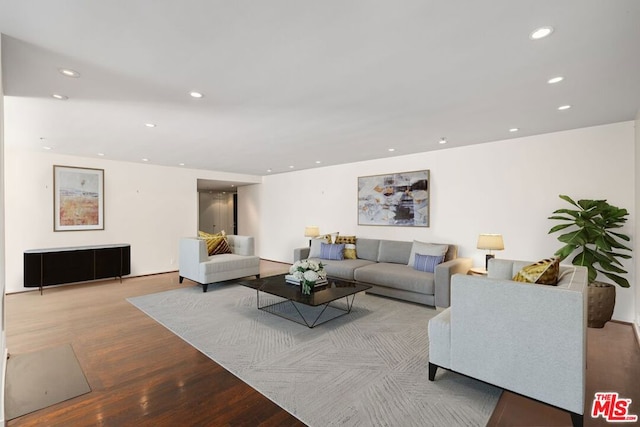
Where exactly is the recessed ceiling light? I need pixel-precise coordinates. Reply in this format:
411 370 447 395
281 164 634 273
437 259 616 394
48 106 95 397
52 94 68 100
388 148 395 152
439 137 447 144
179 163 185 166
558 105 572 110
142 158 149 162
43 146 52 150
529 26 554 40
548 76 564 84
58 68 80 78
509 128 519 132
267 169 272 173
190 91 204 98
145 123 156 128
289 165 294 169
315 160 321 164
97 153 105 156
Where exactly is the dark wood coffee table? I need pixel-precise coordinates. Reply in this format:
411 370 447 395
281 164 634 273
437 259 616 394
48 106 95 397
239 274 371 328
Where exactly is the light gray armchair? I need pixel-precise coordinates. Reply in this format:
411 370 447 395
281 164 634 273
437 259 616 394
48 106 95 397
428 258 588 427
179 235 260 292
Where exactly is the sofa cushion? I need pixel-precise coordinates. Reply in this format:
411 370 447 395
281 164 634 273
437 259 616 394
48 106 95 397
355 263 435 295
310 257 376 281
356 238 380 262
512 258 560 285
335 235 357 259
377 240 412 264
320 243 345 260
414 253 445 273
408 240 449 267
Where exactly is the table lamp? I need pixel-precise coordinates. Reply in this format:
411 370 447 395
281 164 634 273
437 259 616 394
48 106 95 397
477 234 504 270
304 226 320 246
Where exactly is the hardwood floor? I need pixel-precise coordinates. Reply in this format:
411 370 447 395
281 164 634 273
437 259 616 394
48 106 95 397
5 262 640 426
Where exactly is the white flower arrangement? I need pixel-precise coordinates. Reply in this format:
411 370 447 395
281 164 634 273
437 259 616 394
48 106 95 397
289 259 327 283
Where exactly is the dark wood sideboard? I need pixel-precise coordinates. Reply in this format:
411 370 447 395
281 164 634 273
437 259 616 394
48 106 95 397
24 244 131 294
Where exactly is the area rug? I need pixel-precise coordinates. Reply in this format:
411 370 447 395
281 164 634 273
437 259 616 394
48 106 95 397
128 283 500 426
5 343 91 420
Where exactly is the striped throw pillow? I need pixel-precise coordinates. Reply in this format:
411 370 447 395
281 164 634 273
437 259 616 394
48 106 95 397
320 243 345 260
413 253 444 273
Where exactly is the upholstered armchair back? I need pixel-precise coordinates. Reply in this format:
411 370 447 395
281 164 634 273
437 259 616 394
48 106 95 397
448 258 588 415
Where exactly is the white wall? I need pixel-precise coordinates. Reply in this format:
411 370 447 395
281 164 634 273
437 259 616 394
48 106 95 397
3 148 261 294
237 183 261 254
636 111 640 333
257 121 636 322
0 38 7 427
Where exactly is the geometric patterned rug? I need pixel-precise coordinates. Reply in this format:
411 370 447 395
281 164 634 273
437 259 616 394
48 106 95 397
128 282 500 426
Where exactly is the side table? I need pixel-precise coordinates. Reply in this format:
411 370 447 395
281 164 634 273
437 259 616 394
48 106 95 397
468 267 488 276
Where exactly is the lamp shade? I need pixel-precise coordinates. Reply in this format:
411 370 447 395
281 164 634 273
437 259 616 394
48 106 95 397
304 226 320 238
477 234 504 251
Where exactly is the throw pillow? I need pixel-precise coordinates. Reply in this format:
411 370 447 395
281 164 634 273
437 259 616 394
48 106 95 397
407 240 448 267
413 253 445 273
308 236 328 258
335 235 357 259
512 257 560 285
320 243 345 260
211 236 232 255
198 230 231 256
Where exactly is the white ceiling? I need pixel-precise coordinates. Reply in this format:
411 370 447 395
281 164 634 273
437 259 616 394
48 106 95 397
2 1 640 188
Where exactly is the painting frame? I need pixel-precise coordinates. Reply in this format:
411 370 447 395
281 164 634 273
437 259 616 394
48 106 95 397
54 165 105 231
357 169 430 227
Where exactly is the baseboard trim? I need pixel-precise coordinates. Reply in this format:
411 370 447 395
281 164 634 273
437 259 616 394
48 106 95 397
634 322 640 349
260 258 291 265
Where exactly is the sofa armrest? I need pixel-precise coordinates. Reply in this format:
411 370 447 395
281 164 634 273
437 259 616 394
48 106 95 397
179 238 208 281
434 257 472 308
293 247 310 262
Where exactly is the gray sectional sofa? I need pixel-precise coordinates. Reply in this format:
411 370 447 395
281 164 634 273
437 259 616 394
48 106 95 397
294 238 472 307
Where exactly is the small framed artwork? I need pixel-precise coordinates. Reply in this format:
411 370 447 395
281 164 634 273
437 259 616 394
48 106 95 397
358 170 429 227
54 165 105 231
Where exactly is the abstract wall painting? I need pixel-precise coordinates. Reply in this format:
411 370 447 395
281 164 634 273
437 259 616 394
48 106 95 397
358 170 429 227
54 165 104 231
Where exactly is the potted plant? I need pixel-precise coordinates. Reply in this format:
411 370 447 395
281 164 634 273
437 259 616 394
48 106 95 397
548 195 632 328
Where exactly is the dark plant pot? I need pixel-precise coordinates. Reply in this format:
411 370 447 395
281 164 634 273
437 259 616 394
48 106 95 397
588 281 616 328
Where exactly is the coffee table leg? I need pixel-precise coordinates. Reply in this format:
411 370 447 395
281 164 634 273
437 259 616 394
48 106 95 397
254 290 362 328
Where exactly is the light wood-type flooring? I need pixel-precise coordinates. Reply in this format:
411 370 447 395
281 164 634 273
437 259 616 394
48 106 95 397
5 260 640 426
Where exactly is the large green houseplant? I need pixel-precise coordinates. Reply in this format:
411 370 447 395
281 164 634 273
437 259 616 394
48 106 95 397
548 195 632 327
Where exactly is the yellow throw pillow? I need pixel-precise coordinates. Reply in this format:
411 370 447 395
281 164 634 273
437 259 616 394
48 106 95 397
512 258 560 285
335 235 357 259
198 231 230 255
